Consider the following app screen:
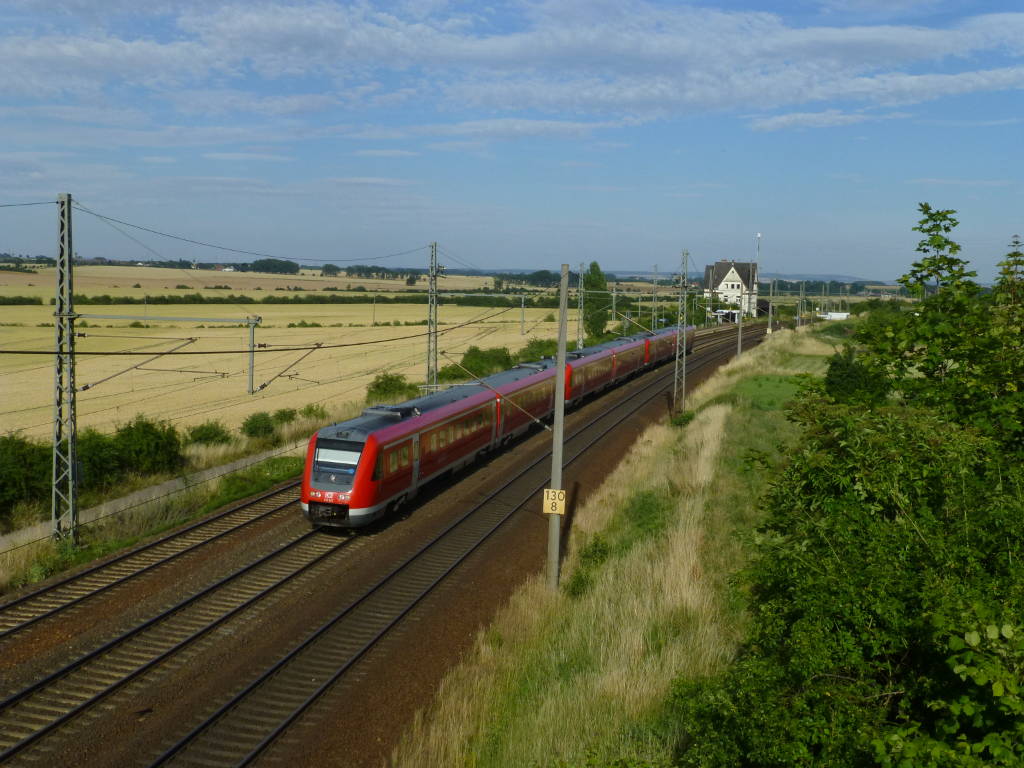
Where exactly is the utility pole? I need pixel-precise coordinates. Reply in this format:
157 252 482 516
247 316 260 395
427 242 440 388
652 264 658 329
52 193 78 543
576 262 584 349
673 250 689 410
547 264 570 590
611 284 617 333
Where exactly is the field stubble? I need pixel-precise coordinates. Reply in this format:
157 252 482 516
0 300 567 440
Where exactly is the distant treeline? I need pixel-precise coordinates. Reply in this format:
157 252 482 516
33 292 571 309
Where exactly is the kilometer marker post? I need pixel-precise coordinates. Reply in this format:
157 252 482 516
546 263 570 590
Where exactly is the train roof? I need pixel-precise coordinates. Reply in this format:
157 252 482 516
316 359 558 443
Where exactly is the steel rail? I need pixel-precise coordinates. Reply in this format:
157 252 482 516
0 526 355 760
150 325 765 766
0 482 300 639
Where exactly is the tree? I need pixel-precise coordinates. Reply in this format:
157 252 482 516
321 264 340 277
582 261 609 338
251 258 300 275
855 205 1023 448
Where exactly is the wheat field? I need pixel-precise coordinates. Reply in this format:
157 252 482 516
0 295 568 441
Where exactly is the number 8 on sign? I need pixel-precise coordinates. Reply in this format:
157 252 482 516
543 488 566 516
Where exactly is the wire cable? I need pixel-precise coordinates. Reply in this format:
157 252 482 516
0 201 55 208
0 307 514 356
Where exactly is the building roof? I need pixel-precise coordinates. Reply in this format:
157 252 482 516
703 260 758 290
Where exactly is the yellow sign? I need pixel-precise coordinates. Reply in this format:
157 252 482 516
543 488 566 515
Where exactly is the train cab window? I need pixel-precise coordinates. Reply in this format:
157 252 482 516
313 438 363 488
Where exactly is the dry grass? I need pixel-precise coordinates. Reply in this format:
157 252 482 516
391 328 830 766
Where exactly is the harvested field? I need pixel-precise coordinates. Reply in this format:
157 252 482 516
0 301 569 440
0 265 501 299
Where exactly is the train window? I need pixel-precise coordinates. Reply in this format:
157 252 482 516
373 454 382 481
430 433 438 452
439 429 448 448
400 445 410 467
388 452 398 474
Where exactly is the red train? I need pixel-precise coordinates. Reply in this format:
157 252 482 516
301 325 695 528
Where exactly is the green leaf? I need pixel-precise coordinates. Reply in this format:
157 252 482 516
965 631 981 647
993 681 1005 697
986 624 1000 640
1001 624 1015 639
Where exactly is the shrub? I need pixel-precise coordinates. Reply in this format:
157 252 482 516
241 412 276 439
516 338 558 361
366 372 420 404
113 416 184 476
77 427 123 489
670 394 1024 765
438 346 514 382
272 408 297 425
186 421 233 445
299 403 327 420
175 284 191 289
0 433 50 528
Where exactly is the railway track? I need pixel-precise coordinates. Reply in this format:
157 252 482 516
148 325 764 767
0 483 301 640
0 323 762 766
0 527 357 761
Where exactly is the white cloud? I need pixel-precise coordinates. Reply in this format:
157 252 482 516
325 177 417 186
203 152 293 161
354 149 419 157
751 109 910 131
906 178 1014 187
1 1 1022 134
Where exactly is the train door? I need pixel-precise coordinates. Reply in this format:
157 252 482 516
411 435 421 493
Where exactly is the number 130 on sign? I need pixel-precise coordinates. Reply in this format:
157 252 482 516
543 488 566 515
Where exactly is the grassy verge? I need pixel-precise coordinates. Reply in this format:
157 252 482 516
392 327 837 767
0 455 303 592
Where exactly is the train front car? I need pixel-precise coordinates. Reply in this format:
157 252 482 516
301 420 379 528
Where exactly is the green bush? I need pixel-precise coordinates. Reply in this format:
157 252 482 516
438 346 514 382
365 372 420 404
241 412 276 439
77 427 123 489
186 421 233 445
299 403 327 420
114 416 184 476
516 337 558 361
824 346 889 406
670 394 1024 766
272 408 297 425
0 433 50 529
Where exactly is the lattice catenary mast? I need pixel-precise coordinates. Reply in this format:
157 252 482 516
52 193 78 542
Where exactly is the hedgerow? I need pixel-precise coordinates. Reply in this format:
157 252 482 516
669 207 1024 766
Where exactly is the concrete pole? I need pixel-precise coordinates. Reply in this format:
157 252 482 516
548 264 570 590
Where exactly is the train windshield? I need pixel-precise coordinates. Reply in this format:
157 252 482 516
312 438 363 488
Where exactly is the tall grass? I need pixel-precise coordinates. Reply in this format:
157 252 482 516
392 328 830 766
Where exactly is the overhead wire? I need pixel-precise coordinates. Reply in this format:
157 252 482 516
0 306 515 355
0 201 55 208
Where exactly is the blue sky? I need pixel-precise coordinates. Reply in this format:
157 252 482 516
1 0 1021 281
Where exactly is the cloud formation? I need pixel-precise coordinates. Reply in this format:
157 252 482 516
2 1 1021 126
